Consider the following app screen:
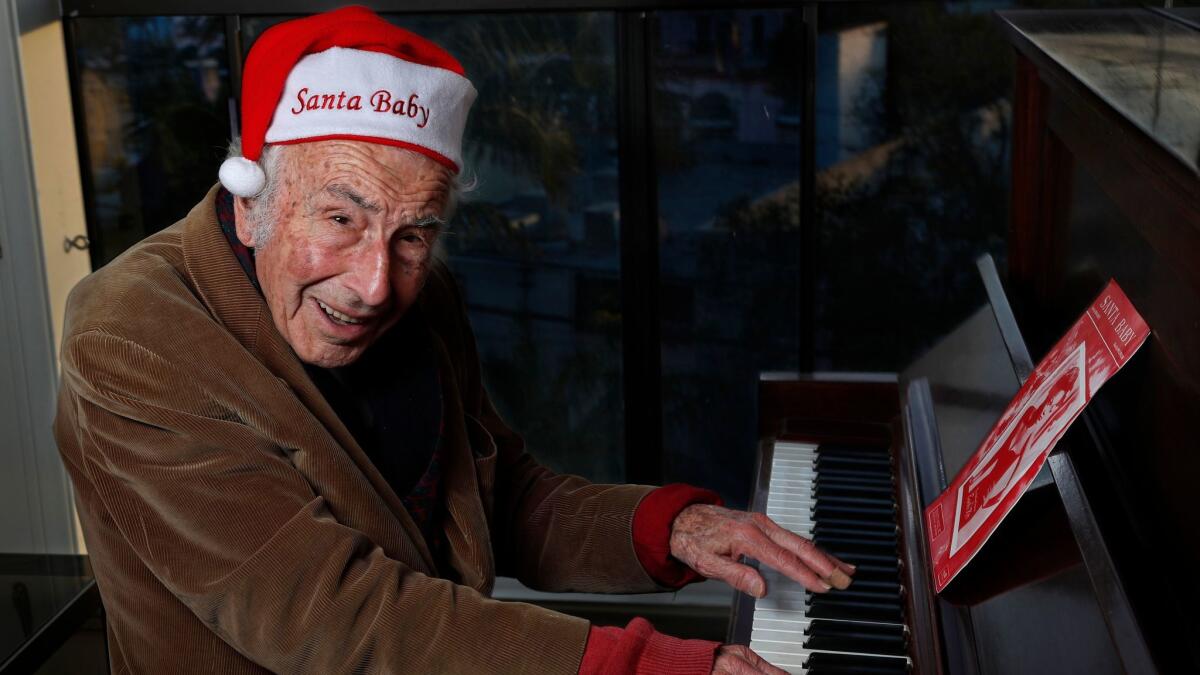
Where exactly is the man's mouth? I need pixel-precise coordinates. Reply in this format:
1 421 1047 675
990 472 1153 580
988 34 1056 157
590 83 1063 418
316 299 363 326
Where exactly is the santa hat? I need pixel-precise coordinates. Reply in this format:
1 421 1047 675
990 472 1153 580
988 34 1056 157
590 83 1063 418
219 6 478 197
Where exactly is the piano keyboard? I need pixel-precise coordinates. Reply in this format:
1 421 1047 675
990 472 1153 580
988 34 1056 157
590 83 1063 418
749 441 912 674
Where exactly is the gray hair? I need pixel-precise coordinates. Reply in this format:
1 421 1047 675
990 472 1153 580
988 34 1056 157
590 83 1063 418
225 139 285 249
224 138 474 252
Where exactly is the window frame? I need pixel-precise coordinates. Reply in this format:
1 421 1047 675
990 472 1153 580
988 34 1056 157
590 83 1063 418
61 0 822 486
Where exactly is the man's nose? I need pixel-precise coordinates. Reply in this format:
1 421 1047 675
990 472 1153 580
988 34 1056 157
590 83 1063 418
346 239 392 309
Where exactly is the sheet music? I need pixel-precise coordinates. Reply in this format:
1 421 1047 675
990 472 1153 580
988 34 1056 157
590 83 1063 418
925 280 1149 592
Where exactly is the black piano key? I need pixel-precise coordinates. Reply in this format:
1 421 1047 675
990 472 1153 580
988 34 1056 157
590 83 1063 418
804 651 910 674
815 468 893 484
813 529 897 546
815 444 889 458
814 472 891 484
811 487 897 504
836 568 900 585
814 528 896 541
811 504 896 520
809 587 903 605
811 502 894 517
816 444 892 454
815 482 895 496
837 579 902 594
812 587 901 603
803 619 908 657
817 466 893 479
815 535 898 549
814 537 898 557
815 453 892 469
815 483 894 497
823 549 900 565
854 562 901 575
814 468 890 481
835 562 902 583
815 449 891 462
816 461 892 477
805 618 906 638
808 598 904 623
813 521 897 535
812 516 897 533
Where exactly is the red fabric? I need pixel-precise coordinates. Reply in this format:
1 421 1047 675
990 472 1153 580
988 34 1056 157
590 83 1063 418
239 6 465 161
632 484 724 588
578 618 719 675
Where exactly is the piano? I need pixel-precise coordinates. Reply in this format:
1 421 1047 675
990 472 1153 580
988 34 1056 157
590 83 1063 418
730 8 1200 674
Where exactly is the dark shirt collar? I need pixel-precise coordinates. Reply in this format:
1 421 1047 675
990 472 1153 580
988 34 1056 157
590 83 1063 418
215 186 262 294
216 188 445 553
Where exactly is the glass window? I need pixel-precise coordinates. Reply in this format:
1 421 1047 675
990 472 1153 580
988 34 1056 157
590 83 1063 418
654 10 802 506
71 17 231 267
812 3 1013 371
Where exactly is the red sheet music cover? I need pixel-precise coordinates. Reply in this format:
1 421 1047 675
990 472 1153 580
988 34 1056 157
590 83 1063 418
925 280 1150 593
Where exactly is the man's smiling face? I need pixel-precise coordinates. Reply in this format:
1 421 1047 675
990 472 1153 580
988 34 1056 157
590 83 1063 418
234 140 452 368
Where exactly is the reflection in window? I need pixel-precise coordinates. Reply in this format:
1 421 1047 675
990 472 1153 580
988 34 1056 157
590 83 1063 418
247 13 624 481
654 10 802 505
814 3 1012 371
419 14 625 482
72 17 231 267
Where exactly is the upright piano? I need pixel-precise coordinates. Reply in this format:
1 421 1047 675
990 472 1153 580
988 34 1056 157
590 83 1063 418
730 9 1200 674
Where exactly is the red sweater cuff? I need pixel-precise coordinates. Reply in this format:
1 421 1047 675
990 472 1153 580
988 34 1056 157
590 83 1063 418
578 618 719 675
632 484 724 588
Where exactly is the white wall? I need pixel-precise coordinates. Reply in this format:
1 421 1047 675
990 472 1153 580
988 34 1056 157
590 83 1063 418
0 0 80 556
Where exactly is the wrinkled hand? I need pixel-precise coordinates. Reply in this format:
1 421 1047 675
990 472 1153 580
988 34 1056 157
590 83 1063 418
711 644 789 674
669 504 854 597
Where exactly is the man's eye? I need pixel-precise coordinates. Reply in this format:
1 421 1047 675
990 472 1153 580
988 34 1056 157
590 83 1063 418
331 215 351 226
401 234 425 244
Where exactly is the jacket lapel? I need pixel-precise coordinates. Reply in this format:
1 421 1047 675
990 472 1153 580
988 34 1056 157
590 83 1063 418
178 185 437 574
430 333 495 594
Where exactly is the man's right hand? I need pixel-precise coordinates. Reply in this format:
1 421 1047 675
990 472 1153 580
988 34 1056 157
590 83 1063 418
712 644 789 674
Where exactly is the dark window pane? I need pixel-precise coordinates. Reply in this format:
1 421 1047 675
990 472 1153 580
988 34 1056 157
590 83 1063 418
813 2 1012 371
252 14 624 481
654 10 802 506
429 15 624 482
72 17 231 267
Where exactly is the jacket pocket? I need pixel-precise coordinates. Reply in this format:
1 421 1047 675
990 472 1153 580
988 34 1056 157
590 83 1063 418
463 414 497 521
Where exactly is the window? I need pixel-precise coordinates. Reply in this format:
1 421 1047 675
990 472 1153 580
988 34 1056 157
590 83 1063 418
69 17 231 267
653 9 801 504
65 1 1070 505
814 3 1013 371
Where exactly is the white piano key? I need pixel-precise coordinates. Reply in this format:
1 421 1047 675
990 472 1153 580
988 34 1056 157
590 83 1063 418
750 639 913 664
752 616 908 632
752 608 904 628
775 442 819 451
752 632 910 657
742 440 913 675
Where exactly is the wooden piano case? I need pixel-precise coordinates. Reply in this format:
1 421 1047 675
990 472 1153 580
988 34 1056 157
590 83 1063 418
734 10 1200 673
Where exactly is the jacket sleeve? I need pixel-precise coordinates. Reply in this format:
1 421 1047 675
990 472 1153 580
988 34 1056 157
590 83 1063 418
422 263 666 594
478 389 660 593
57 329 589 675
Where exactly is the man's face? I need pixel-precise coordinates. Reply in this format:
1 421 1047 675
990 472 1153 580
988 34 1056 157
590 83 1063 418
235 140 451 368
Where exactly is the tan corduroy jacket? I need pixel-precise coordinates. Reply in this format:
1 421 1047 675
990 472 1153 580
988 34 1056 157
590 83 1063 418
54 185 662 674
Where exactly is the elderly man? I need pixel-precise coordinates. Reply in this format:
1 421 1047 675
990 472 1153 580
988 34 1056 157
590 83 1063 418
54 7 852 674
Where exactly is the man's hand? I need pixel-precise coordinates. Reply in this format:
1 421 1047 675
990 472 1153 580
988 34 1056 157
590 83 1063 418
712 645 789 674
669 504 854 597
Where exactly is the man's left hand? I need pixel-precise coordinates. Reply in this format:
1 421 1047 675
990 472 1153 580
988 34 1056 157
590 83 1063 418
669 504 855 597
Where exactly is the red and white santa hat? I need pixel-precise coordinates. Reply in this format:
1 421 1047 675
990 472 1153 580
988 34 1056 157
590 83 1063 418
219 6 478 197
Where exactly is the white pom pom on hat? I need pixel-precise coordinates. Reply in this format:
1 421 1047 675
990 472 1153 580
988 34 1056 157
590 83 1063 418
219 6 477 195
218 157 267 197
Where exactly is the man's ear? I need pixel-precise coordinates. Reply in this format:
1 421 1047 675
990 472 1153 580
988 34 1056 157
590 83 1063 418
232 196 258 248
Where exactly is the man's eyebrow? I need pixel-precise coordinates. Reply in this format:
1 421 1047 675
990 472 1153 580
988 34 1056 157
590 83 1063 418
412 214 447 229
325 184 382 213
